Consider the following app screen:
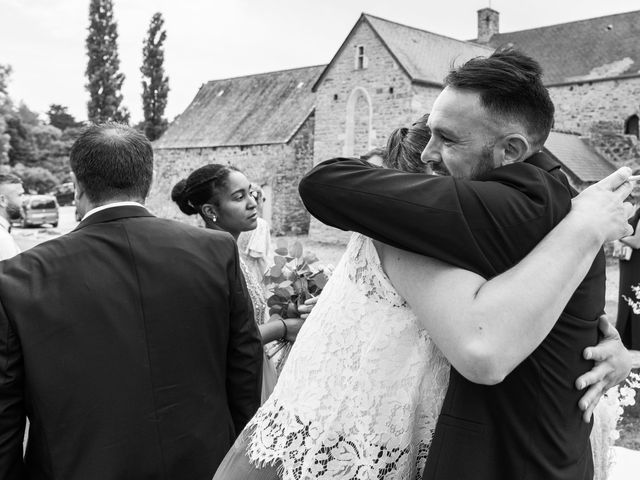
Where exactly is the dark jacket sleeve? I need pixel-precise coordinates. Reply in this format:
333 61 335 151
0 298 26 479
225 244 263 435
299 157 572 277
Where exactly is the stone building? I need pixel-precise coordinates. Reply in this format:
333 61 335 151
150 9 639 240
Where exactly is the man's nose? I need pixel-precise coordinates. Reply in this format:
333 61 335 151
421 138 441 164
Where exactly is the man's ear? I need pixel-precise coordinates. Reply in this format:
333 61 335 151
497 134 531 165
71 173 84 202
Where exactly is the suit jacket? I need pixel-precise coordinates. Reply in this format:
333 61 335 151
0 205 263 480
299 153 602 480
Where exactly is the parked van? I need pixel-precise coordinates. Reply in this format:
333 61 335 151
20 195 59 228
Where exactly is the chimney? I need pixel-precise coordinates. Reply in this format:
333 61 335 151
477 8 499 43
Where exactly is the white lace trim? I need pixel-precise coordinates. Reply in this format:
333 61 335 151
246 233 450 479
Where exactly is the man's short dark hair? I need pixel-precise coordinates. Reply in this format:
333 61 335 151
445 48 555 149
0 174 23 186
70 123 153 203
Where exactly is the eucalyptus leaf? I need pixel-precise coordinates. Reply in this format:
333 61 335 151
267 295 286 307
269 265 282 277
311 272 329 290
290 241 303 259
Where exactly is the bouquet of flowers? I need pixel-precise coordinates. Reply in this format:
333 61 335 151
262 238 332 370
593 372 640 479
622 284 640 314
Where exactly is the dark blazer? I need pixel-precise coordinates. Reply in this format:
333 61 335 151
0 205 263 480
299 153 603 480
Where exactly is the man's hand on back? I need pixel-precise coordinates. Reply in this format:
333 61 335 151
575 316 632 422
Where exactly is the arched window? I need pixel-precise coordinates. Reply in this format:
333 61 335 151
343 87 372 157
625 114 639 138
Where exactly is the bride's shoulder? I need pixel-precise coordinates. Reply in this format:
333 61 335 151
343 233 407 307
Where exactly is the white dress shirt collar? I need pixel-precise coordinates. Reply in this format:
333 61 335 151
82 201 147 221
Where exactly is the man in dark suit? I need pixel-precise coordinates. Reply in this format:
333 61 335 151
299 50 631 479
0 123 263 479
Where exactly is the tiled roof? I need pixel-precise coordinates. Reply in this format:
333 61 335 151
483 10 640 85
313 14 493 90
544 131 615 182
365 14 493 85
154 66 324 149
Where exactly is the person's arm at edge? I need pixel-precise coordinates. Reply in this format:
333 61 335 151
225 240 263 435
0 294 26 479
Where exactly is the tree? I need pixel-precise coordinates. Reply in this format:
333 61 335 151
85 0 129 124
0 64 12 164
47 104 82 131
5 116 37 167
13 165 58 194
140 12 169 141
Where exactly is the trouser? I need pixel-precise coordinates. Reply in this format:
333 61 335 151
212 428 281 480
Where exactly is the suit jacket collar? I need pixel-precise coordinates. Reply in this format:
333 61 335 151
524 151 561 174
74 205 154 232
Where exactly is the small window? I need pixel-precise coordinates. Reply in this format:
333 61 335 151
625 114 639 138
389 87 394 94
333 94 338 101
355 45 368 70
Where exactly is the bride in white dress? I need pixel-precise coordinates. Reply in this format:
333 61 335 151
213 121 632 480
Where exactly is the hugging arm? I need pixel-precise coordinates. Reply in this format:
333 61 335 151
378 176 628 384
300 158 633 411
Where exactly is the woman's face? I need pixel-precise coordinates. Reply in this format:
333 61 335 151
211 171 258 236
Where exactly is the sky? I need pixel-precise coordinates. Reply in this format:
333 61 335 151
1 0 639 124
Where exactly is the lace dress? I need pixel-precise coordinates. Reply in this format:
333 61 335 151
240 258 278 403
245 233 450 480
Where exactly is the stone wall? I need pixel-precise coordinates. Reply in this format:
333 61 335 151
313 21 416 165
149 113 315 235
587 126 640 167
310 21 442 242
550 77 640 136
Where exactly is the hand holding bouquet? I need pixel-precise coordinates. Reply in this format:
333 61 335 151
262 239 332 368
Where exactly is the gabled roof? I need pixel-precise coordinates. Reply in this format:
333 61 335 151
483 10 640 85
313 13 492 91
544 131 615 182
154 65 324 149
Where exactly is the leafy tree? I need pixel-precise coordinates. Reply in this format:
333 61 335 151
13 165 58 194
85 0 129 124
0 64 13 164
5 116 37 167
47 104 82 131
140 12 169 141
17 101 40 126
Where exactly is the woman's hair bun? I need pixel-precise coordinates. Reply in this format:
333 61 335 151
170 178 198 215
